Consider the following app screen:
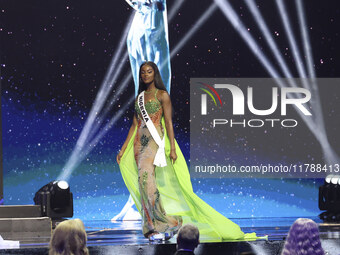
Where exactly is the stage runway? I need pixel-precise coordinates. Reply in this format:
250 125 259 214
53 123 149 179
1 217 339 255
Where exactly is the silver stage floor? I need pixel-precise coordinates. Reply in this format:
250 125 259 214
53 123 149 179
1 217 340 255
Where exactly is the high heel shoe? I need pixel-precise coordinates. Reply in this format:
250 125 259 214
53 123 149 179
148 232 164 241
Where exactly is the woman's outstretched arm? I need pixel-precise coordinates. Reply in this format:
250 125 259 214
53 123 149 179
116 114 138 164
160 90 177 164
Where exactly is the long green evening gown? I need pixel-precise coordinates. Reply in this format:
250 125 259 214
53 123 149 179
118 89 258 241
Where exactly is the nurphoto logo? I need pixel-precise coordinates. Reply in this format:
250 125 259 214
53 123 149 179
199 82 312 128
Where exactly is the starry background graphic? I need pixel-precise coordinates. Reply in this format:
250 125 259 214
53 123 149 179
1 0 339 220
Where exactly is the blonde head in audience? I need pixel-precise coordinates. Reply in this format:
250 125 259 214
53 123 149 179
49 218 89 255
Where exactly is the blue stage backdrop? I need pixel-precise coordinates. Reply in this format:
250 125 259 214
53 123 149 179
1 0 340 220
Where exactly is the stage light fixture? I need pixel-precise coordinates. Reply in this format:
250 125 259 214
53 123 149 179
325 175 334 183
319 175 340 222
34 180 73 219
331 176 340 185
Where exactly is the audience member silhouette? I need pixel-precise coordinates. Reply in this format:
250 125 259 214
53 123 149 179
175 224 200 255
49 218 89 255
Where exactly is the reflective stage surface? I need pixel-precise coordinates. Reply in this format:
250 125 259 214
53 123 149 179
1 217 339 255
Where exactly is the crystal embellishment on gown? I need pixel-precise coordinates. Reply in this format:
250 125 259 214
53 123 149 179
134 89 182 237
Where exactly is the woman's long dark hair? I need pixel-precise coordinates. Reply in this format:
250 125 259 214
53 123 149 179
137 61 167 95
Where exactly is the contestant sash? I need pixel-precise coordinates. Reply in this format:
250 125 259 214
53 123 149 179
138 91 167 167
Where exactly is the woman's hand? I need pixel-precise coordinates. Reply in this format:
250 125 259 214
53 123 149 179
116 115 137 165
116 150 124 164
170 148 177 165
161 91 178 165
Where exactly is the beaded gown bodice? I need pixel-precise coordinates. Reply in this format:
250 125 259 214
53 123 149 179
135 89 162 125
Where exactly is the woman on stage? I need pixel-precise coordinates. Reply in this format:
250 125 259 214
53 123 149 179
117 61 182 240
117 61 258 241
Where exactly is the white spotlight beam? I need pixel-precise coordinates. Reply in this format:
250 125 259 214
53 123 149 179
244 0 318 119
276 0 328 138
215 0 305 100
214 0 281 79
295 0 338 165
250 242 270 255
58 95 135 181
86 95 135 156
167 0 185 22
90 0 186 125
83 3 220 170
89 71 133 139
217 0 338 166
244 0 296 89
170 4 218 59
89 2 220 149
60 70 131 181
80 13 133 145
275 0 309 89
295 0 323 123
60 1 192 179
85 52 130 143
245 0 316 114
59 15 133 180
214 0 324 142
70 0 185 148
295 0 316 80
101 3 220 124
69 15 133 153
